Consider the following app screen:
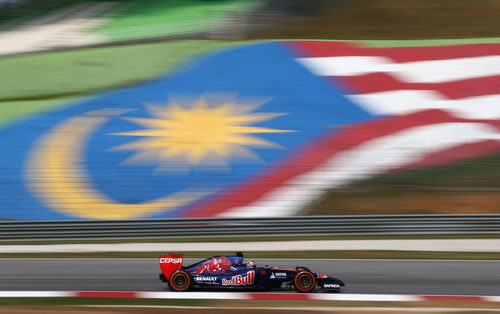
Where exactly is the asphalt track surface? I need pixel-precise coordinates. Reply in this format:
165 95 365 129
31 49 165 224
1 258 499 296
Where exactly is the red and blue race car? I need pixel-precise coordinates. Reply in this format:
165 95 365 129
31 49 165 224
159 252 345 293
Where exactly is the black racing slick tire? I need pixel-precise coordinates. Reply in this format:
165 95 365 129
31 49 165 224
294 271 316 293
169 270 191 292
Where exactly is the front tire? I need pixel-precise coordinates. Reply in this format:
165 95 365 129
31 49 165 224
294 271 316 293
169 270 191 291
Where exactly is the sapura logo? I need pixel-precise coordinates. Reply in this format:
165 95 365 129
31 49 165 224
323 283 340 288
159 257 183 264
222 271 255 286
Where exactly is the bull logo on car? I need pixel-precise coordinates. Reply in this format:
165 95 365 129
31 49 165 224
222 271 255 286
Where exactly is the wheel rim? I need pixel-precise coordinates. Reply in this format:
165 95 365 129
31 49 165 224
299 275 311 287
298 274 312 288
295 272 315 292
173 273 187 289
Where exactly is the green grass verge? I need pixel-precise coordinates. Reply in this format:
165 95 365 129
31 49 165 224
1 250 500 260
95 0 261 41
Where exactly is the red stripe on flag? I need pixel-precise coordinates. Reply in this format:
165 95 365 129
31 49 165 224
248 293 313 300
287 41 500 62
75 292 138 298
184 110 498 217
334 73 500 99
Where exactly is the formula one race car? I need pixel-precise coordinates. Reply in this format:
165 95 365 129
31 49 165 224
159 252 345 293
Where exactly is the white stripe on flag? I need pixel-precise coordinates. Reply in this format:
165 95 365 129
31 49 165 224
297 55 500 83
348 90 500 119
220 122 500 217
296 56 393 76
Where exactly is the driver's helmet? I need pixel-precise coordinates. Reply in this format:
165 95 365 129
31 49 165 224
246 260 256 267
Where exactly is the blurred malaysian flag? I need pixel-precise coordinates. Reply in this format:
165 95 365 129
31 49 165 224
187 41 500 217
1 40 499 220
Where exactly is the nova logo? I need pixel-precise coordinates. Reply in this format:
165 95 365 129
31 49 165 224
222 271 255 286
159 257 182 264
270 272 286 279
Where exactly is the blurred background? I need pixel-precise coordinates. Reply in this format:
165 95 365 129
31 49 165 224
0 0 500 221
2 1 500 312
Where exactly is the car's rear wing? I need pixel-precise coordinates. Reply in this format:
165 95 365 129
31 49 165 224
159 254 183 280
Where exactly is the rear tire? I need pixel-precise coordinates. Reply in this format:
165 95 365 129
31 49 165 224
169 270 191 292
294 271 316 293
